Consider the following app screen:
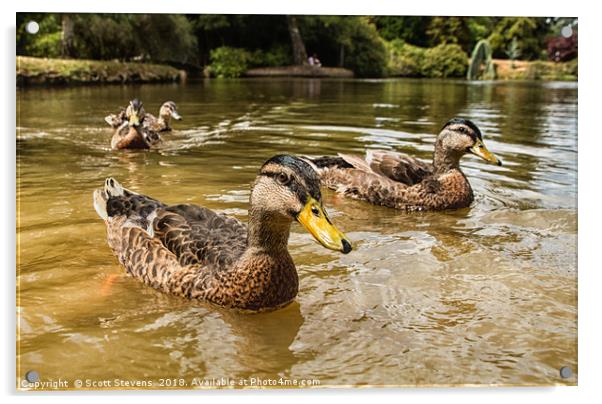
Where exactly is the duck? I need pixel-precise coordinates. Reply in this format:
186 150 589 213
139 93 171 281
105 100 182 132
110 99 162 150
92 155 352 311
305 118 502 211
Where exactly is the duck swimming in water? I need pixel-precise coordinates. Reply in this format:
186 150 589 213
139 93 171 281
105 100 182 132
110 99 161 150
93 155 352 311
305 118 502 211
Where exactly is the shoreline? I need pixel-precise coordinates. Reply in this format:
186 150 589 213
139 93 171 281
17 56 186 87
17 56 577 87
244 66 354 78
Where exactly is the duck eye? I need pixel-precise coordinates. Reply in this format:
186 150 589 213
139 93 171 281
276 173 290 185
457 127 466 133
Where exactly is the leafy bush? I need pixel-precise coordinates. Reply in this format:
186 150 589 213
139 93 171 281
25 31 62 58
386 40 424 76
422 44 468 78
17 14 62 58
488 17 545 60
248 45 292 67
386 40 468 78
208 47 250 78
342 19 388 77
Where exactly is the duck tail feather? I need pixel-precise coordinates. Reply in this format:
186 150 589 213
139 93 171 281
93 189 109 220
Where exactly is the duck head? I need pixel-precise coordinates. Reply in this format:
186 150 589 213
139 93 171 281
159 101 182 124
250 155 352 254
434 118 502 170
126 99 145 127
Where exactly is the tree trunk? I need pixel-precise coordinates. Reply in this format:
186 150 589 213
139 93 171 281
286 15 308 66
61 14 75 58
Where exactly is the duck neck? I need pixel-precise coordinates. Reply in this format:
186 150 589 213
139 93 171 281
246 207 292 253
432 142 462 175
158 114 170 129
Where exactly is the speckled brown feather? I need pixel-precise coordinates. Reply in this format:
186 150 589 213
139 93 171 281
95 177 300 311
319 164 473 211
307 119 498 211
111 124 162 150
364 150 433 185
142 113 172 132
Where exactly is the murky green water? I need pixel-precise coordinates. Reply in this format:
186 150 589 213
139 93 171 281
17 78 577 388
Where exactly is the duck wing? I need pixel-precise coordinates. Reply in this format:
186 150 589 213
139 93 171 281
142 113 163 132
362 150 433 186
104 109 127 128
94 178 247 280
151 204 248 269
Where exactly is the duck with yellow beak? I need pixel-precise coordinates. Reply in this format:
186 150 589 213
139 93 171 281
110 99 161 150
306 118 503 211
93 155 351 311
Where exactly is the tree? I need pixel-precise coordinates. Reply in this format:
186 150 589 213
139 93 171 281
286 15 308 66
426 17 473 53
488 17 549 60
61 14 75 58
371 16 431 47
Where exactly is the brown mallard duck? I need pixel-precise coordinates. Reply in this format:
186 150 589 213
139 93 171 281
306 118 502 211
92 155 352 311
110 99 161 150
105 100 182 132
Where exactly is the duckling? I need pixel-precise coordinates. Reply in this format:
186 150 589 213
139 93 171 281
92 155 352 311
110 99 161 150
306 118 502 211
105 101 182 132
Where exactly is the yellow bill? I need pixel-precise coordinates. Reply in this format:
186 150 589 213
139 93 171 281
296 197 352 254
128 111 140 127
470 138 502 166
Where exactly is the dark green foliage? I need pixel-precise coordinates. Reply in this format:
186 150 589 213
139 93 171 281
371 16 431 47
422 44 468 78
188 15 290 66
488 17 548 60
341 18 387 77
17 13 197 65
207 47 250 78
387 40 468 78
298 16 387 77
207 45 294 78
386 40 424 77
426 17 473 53
71 14 197 64
17 14 62 58
249 46 292 68
16 13 576 77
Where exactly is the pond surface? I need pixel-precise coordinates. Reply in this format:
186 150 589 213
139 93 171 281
17 78 577 388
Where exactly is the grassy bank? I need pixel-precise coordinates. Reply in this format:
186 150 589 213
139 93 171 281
493 59 577 81
16 56 186 86
244 66 354 78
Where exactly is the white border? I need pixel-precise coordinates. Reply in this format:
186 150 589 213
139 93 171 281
5 1 601 403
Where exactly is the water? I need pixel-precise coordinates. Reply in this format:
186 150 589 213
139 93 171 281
16 78 577 388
